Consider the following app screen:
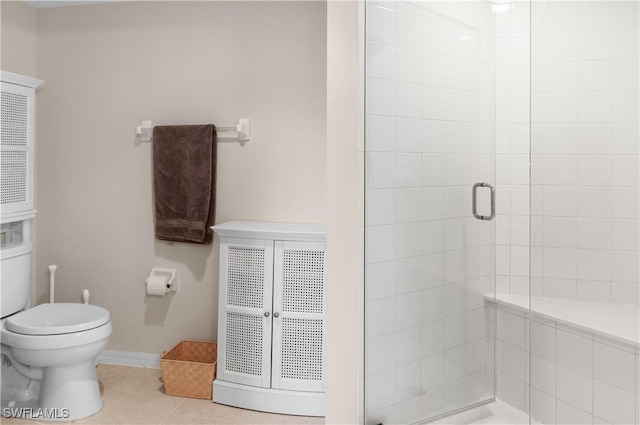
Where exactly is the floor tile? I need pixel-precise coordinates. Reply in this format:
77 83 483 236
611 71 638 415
171 398 257 423
96 364 138 396
101 368 183 414
2 365 325 425
81 406 170 424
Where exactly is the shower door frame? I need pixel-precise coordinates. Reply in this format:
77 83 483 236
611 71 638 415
363 1 503 423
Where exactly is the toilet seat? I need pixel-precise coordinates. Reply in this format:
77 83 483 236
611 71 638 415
5 303 110 335
1 320 112 351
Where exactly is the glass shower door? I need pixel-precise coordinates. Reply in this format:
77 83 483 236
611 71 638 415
527 2 640 425
364 1 498 423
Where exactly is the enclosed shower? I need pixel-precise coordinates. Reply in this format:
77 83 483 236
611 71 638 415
364 1 640 424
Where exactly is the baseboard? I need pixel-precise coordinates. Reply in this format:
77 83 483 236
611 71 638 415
98 350 160 369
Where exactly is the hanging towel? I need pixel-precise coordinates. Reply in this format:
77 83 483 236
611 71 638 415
152 124 217 244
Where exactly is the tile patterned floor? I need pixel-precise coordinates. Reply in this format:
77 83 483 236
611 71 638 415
2 364 326 425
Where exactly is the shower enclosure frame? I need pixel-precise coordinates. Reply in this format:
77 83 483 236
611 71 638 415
364 1 503 422
364 1 640 424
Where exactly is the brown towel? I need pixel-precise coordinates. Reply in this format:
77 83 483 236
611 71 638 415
152 124 216 244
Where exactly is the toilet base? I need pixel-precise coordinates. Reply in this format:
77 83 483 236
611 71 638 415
1 360 40 403
1 320 111 422
1 360 102 421
40 360 103 421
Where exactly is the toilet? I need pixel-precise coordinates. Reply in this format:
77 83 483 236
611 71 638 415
1 235 112 421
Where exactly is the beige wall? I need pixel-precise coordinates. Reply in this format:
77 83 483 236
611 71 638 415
325 1 364 423
34 1 327 353
0 1 37 76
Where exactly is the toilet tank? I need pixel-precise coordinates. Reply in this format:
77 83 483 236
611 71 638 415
1 242 32 318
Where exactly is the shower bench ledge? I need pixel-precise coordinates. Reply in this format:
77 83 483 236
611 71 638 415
485 293 639 348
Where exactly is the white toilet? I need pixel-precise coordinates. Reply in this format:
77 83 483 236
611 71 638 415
1 235 112 421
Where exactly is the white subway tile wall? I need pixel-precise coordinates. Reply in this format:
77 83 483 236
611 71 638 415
495 4 640 424
496 305 639 425
365 1 496 423
497 1 640 305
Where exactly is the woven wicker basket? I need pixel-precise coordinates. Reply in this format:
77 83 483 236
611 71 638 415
160 340 217 400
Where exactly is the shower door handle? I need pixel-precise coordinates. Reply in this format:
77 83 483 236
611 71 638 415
472 183 495 221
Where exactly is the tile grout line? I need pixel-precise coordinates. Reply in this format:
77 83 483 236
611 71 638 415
98 365 139 399
167 395 188 418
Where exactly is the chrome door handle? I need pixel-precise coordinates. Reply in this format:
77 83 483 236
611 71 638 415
472 183 495 221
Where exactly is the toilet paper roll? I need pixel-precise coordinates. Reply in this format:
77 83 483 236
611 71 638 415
147 275 169 296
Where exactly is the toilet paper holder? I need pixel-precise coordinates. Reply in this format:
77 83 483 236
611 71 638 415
146 268 178 293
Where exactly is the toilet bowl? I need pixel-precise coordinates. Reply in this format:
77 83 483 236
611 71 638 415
1 231 113 421
1 303 112 421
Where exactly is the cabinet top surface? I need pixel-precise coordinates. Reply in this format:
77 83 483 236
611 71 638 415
212 220 326 241
1 71 44 89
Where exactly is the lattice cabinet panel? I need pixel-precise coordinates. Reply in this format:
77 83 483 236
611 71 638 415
224 312 265 377
213 221 326 416
281 249 324 314
1 91 28 147
0 81 35 217
280 317 323 381
272 241 325 392
1 151 27 205
217 237 273 388
227 246 265 309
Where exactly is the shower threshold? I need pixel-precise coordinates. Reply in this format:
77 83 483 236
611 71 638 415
427 399 536 425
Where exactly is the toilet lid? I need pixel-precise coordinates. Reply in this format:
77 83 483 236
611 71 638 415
5 303 110 335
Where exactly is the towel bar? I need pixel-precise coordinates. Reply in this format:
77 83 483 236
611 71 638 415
136 118 251 142
217 118 251 142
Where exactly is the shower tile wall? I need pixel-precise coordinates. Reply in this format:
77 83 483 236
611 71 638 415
493 2 640 424
365 1 496 423
497 1 640 305
497 305 640 425
493 1 533 298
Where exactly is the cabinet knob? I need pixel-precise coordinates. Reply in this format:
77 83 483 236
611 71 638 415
264 311 270 318
273 312 280 318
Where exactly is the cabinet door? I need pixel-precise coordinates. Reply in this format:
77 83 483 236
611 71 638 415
218 237 273 388
1 83 34 215
271 241 326 392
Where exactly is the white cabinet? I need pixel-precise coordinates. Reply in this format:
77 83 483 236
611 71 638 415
213 221 326 417
1 71 43 224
